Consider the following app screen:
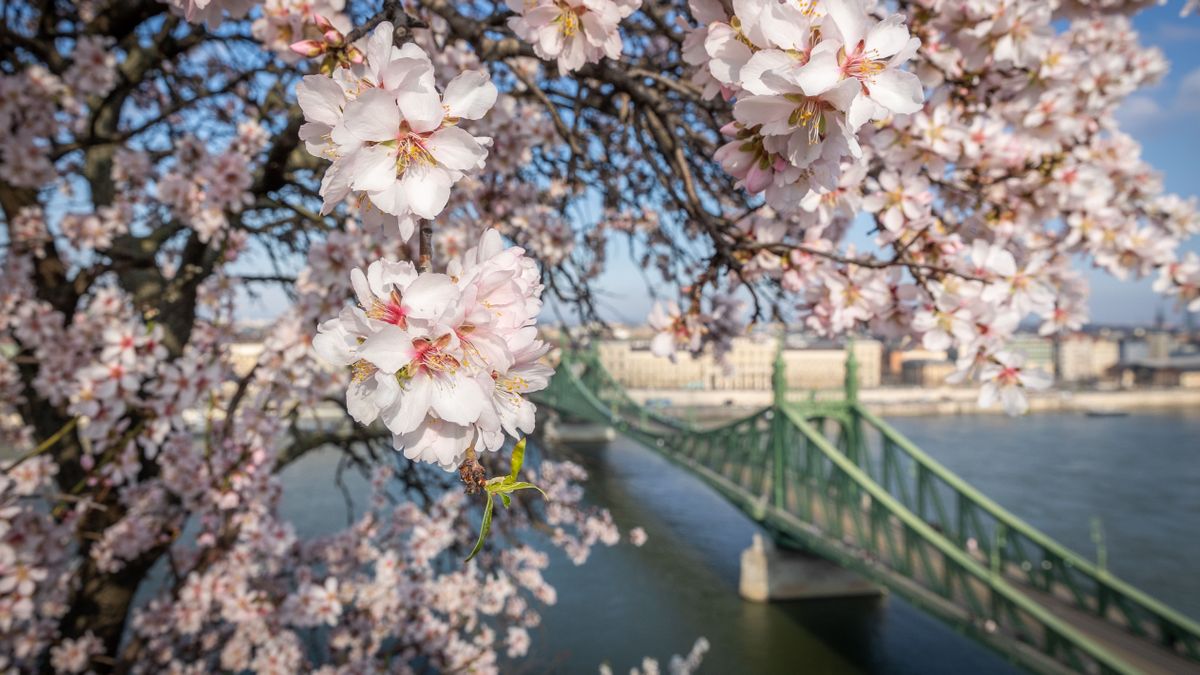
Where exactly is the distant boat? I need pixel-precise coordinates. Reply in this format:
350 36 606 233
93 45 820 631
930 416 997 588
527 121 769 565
1084 409 1129 418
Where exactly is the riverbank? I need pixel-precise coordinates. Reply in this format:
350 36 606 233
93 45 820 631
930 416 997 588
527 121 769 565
627 386 1200 417
860 386 1200 416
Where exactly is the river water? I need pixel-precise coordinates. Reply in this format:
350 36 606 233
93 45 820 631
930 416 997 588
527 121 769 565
279 409 1200 674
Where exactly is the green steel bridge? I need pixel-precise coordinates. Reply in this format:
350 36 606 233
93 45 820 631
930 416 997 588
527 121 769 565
532 345 1200 675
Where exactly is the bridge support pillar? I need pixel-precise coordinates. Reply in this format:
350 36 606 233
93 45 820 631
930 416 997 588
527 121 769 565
739 534 883 602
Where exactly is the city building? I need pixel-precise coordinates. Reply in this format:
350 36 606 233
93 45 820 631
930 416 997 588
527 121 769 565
1008 333 1055 374
901 360 958 388
596 335 882 391
1117 354 1200 388
229 342 265 376
1146 331 1174 360
781 338 883 390
1055 334 1120 384
885 347 949 383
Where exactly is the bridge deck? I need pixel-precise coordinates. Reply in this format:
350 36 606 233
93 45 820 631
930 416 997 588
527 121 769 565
1020 575 1200 675
808 492 1200 674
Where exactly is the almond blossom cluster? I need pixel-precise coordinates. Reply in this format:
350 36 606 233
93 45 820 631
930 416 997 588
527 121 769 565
657 0 1200 415
313 230 552 470
157 129 263 243
122 456 618 674
0 213 614 672
648 292 745 368
506 0 644 73
407 38 578 266
0 61 91 189
159 0 255 26
298 22 498 240
693 0 924 209
252 0 352 62
1154 253 1200 312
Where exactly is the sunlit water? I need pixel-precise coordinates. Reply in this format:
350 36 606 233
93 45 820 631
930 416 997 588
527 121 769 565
278 409 1200 674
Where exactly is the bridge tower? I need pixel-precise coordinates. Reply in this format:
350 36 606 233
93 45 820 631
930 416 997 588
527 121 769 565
772 337 788 407
843 339 865 466
740 337 882 603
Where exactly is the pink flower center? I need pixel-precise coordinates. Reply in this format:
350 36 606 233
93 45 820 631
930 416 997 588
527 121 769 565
394 124 435 171
997 366 1020 386
839 41 886 89
366 289 408 328
409 335 460 375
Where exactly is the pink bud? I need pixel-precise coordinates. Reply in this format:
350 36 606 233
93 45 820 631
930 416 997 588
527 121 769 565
745 164 773 194
323 29 345 47
313 13 336 33
290 39 326 57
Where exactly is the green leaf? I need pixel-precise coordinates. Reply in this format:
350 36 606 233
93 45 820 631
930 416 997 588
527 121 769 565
465 493 495 562
508 437 527 483
462 438 547 565
503 481 548 499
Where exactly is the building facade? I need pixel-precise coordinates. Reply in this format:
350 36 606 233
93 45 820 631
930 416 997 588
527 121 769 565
1009 334 1055 374
1056 334 1120 383
900 360 958 388
596 336 882 391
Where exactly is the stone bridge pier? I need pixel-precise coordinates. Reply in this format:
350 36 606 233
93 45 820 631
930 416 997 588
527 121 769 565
739 534 884 602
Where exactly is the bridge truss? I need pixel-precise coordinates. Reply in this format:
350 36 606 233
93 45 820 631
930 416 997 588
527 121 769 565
533 345 1200 675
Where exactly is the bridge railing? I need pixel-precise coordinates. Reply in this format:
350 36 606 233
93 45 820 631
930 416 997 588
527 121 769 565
852 405 1200 662
773 406 1135 675
550 366 1137 674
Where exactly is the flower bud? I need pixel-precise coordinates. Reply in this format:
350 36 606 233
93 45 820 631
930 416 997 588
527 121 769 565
290 39 326 58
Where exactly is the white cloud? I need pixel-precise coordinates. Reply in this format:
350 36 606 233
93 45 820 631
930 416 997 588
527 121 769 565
1115 67 1200 135
1115 95 1166 134
1176 67 1200 111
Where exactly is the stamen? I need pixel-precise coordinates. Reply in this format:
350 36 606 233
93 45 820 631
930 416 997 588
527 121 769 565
351 359 377 383
555 7 581 37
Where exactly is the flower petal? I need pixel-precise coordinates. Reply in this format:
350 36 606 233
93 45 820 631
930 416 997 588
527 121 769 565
864 15 911 59
427 126 488 171
297 75 345 126
402 273 459 321
443 70 498 120
793 50 842 97
866 69 924 114
740 50 796 95
399 167 452 219
383 374 432 435
826 0 868 46
342 88 399 143
397 88 445 133
431 372 484 425
358 324 415 373
351 145 398 192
